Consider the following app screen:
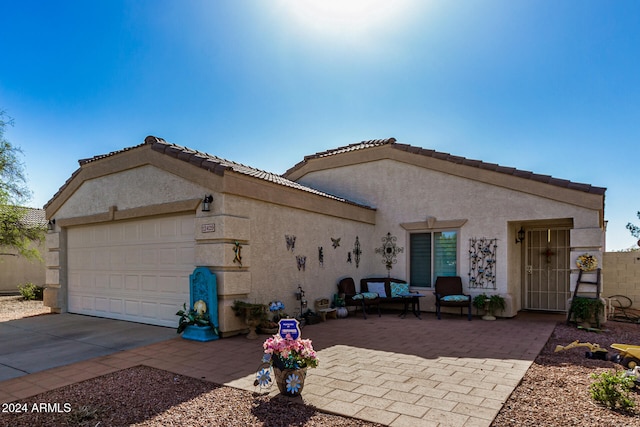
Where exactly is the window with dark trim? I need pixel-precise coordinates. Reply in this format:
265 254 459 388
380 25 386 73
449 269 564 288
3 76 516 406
410 231 457 287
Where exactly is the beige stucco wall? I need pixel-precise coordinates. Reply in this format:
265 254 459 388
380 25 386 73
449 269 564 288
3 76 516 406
45 159 377 334
0 243 45 293
52 165 211 219
603 252 640 306
297 158 605 316
198 192 377 334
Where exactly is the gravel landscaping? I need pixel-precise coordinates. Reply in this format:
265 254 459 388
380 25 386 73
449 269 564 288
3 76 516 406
2 297 639 426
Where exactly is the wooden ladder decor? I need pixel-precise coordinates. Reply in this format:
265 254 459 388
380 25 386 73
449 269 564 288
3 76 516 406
566 268 601 325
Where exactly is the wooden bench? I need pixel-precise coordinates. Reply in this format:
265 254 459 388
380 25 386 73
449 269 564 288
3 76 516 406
360 277 411 305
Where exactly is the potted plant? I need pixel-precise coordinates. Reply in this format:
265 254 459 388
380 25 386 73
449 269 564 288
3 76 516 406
472 293 506 320
570 297 604 328
176 302 219 341
257 333 318 397
260 301 286 334
232 300 266 339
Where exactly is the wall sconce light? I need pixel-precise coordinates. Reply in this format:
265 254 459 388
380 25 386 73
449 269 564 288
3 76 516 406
201 195 213 212
47 219 56 231
515 227 525 244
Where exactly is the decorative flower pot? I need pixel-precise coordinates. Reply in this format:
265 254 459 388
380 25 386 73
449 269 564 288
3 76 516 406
273 366 307 397
182 324 219 342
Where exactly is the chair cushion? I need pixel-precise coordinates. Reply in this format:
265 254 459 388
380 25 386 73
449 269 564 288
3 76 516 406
390 282 409 298
367 282 387 298
441 295 469 302
352 292 379 300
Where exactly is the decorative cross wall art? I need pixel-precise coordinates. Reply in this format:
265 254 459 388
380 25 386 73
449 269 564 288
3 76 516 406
353 236 362 268
375 232 404 275
468 237 497 289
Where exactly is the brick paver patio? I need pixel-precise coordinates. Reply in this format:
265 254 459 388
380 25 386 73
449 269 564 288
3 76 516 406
0 311 561 426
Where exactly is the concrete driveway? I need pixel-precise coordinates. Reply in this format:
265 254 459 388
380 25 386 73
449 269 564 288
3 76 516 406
0 313 176 381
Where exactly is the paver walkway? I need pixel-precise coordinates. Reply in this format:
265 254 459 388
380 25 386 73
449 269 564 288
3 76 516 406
0 312 561 426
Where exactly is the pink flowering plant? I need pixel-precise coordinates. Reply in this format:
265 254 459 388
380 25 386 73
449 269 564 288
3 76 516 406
262 333 319 370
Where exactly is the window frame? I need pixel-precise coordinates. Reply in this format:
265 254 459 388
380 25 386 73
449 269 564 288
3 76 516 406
407 229 460 288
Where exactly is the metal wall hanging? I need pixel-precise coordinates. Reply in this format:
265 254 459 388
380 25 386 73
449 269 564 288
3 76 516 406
375 232 404 274
296 255 306 271
331 237 341 249
353 236 362 268
233 241 243 267
347 252 352 264
285 235 296 252
318 247 324 267
468 237 497 289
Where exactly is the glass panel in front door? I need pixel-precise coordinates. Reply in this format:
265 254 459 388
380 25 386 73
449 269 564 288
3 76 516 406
525 228 570 311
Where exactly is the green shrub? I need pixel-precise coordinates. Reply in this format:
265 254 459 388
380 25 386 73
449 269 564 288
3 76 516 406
589 370 636 411
17 282 44 301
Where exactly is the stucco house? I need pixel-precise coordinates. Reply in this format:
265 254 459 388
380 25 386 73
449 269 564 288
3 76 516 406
43 136 606 335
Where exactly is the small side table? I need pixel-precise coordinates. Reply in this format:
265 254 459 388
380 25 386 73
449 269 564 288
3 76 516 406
398 293 426 319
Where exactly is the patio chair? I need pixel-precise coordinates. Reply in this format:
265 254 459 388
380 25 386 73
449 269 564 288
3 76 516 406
337 277 380 319
434 276 472 321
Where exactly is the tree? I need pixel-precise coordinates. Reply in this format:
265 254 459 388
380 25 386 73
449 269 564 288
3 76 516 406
0 110 45 259
627 211 640 240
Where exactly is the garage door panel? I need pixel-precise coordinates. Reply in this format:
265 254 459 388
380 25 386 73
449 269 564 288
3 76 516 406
95 297 109 312
68 215 194 327
125 275 139 291
125 300 140 316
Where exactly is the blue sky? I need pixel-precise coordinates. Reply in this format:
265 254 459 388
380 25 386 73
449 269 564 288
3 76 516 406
1 0 638 250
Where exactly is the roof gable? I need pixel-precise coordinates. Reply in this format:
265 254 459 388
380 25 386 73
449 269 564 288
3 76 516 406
46 136 375 215
284 138 606 196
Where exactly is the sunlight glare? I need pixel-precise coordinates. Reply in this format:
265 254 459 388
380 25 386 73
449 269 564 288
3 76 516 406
277 0 415 44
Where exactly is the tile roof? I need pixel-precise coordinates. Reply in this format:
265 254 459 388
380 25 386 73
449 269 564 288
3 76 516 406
285 138 606 196
0 206 46 227
71 136 375 210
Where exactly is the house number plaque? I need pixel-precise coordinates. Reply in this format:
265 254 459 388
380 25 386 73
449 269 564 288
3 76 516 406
201 223 215 233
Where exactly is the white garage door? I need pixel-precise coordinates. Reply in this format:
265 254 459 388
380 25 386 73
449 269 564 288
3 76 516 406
67 215 195 327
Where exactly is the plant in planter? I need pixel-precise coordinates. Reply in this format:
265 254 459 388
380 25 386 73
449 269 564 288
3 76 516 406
260 301 287 334
258 333 318 397
269 300 287 322
570 296 604 328
176 302 219 340
333 293 348 318
472 293 506 320
232 300 267 339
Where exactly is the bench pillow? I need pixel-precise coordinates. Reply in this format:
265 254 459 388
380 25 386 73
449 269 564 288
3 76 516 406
367 282 387 298
390 282 409 298
440 295 469 302
352 292 379 300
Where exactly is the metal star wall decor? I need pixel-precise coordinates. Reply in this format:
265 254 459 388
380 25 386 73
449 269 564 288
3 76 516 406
375 232 404 274
331 237 341 249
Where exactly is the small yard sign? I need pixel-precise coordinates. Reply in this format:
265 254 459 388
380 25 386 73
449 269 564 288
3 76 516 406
278 319 301 340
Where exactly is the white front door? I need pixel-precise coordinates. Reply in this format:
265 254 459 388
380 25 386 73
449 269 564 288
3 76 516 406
67 215 195 327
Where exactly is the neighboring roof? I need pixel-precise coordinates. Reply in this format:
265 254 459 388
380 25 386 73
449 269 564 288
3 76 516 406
0 206 46 227
284 138 607 196
48 136 374 210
